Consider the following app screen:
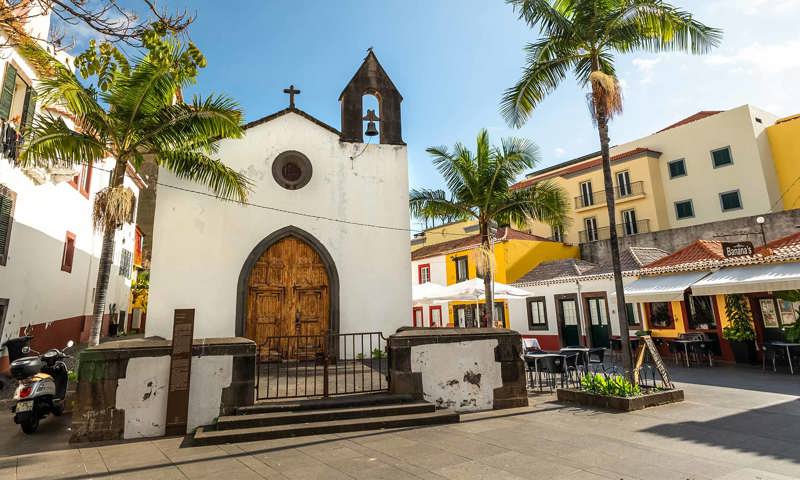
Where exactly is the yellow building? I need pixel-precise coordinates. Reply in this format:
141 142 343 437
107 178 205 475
514 105 783 245
411 220 479 252
410 227 579 328
767 114 800 212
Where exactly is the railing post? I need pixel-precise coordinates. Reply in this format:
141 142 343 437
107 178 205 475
322 332 330 397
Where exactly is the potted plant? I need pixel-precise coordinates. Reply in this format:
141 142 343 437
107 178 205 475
722 294 757 364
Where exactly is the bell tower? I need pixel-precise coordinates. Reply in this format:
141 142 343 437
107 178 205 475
339 50 404 145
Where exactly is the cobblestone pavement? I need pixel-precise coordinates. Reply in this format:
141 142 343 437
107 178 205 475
1 365 799 480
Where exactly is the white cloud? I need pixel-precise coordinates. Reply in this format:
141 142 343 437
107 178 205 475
705 39 800 75
632 57 661 84
554 147 566 158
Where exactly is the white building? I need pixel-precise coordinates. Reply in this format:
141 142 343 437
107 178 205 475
508 247 669 350
147 52 411 348
0 9 144 353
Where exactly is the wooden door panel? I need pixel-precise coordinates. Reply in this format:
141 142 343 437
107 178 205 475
246 235 331 359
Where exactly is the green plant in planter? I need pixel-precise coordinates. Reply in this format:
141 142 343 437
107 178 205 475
580 373 640 397
67 370 78 383
722 294 756 342
774 291 800 342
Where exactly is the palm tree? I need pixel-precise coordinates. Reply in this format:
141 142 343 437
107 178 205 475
410 129 569 326
501 0 721 374
17 37 250 346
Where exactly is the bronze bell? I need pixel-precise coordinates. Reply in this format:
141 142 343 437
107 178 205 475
364 120 379 137
363 109 380 137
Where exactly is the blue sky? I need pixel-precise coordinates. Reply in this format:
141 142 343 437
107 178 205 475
77 1 800 229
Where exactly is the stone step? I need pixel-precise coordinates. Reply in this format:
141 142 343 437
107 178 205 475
236 393 416 415
193 410 459 446
217 401 434 430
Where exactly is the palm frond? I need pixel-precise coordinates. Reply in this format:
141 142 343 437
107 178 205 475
495 179 570 228
18 114 107 168
156 149 252 203
409 188 475 222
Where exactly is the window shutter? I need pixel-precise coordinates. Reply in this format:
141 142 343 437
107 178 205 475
0 191 13 264
0 64 17 121
20 86 36 132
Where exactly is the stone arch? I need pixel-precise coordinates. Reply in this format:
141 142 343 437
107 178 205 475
235 226 340 338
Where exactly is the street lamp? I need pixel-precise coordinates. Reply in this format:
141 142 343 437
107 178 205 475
756 216 767 247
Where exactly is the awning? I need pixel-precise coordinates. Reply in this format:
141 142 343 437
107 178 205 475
624 271 710 303
691 263 800 295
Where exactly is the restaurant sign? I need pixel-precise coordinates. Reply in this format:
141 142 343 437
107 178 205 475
722 241 754 258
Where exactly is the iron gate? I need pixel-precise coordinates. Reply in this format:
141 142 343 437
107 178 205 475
256 332 389 400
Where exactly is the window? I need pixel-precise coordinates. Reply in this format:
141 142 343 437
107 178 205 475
584 217 598 242
647 302 673 329
429 306 442 327
616 171 632 197
688 295 716 330
272 151 312 190
675 200 694 220
479 301 506 328
453 304 476 328
0 298 8 345
133 227 144 267
412 306 424 327
418 263 431 284
586 297 608 326
622 209 638 235
668 159 687 179
0 185 16 266
719 190 742 211
119 249 132 278
711 146 733 168
625 303 640 326
454 256 469 282
61 232 76 273
0 63 36 135
526 297 548 330
579 181 594 207
70 164 93 198
551 225 563 242
776 299 797 326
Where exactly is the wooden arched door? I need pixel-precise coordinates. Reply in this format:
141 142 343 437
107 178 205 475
246 236 330 359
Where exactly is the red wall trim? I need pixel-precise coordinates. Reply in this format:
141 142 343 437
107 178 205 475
417 263 431 284
412 306 423 327
429 305 442 327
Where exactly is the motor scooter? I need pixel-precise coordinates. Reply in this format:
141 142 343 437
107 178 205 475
9 339 74 434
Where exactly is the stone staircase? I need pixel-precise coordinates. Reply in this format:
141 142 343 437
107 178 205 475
191 393 459 446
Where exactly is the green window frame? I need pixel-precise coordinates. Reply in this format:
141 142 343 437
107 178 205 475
0 63 17 121
675 200 694 220
668 159 687 178
0 185 15 266
711 146 733 168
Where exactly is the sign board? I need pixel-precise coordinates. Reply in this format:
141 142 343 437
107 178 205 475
722 241 754 258
633 335 674 389
165 308 194 436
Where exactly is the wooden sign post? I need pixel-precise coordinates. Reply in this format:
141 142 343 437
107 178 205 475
633 335 674 389
165 309 195 436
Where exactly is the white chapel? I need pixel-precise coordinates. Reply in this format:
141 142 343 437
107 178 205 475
146 51 411 347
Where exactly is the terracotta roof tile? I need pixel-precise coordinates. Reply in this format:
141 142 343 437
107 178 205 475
410 227 552 261
586 247 671 275
642 240 725 270
515 259 598 284
657 111 723 133
511 148 661 190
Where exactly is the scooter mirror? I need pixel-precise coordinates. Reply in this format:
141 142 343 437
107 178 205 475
66 340 74 349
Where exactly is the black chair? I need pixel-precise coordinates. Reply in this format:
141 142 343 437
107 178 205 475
536 355 567 391
562 353 581 387
763 343 791 373
588 348 606 372
688 341 713 367
667 341 682 366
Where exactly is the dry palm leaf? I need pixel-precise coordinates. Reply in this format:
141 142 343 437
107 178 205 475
92 185 135 231
587 71 623 123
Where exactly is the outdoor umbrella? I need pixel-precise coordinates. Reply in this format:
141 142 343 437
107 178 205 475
411 282 449 305
428 278 530 301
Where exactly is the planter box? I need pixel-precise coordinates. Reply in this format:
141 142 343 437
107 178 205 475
556 388 684 412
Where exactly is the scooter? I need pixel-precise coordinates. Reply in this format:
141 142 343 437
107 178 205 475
9 339 74 434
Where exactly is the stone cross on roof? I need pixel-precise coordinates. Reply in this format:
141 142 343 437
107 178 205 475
283 84 300 109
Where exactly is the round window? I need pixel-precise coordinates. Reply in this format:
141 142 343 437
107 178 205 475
272 151 312 190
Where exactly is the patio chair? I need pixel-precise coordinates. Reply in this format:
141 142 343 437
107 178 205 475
688 341 713 367
523 338 542 354
588 348 606 372
562 353 581 387
667 341 682 366
763 343 790 373
536 355 567 391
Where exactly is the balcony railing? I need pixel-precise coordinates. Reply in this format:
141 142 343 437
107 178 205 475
579 219 650 243
574 181 646 209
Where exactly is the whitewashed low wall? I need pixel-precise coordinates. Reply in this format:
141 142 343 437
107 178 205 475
410 339 503 412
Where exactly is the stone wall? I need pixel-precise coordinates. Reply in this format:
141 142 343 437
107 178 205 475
581 209 800 265
70 337 254 443
388 328 527 412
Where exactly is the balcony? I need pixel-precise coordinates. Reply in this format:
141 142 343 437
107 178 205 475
574 181 646 210
579 219 651 244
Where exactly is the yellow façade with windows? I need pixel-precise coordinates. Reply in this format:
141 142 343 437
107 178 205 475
767 114 800 212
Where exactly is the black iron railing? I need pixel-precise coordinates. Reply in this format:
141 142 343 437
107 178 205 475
574 181 646 209
256 332 389 400
578 219 650 243
615 181 645 199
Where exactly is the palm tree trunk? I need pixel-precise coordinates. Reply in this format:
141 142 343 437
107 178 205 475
480 221 494 328
592 82 634 382
88 160 126 346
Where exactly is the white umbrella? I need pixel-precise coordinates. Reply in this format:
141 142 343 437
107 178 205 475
429 278 530 301
412 282 448 305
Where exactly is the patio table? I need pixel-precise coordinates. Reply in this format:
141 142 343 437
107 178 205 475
766 342 800 375
523 353 563 391
560 346 605 369
670 339 704 368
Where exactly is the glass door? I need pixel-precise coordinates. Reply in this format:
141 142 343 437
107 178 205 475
559 298 581 347
586 297 610 348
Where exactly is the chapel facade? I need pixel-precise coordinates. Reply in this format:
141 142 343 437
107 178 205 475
146 51 411 353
